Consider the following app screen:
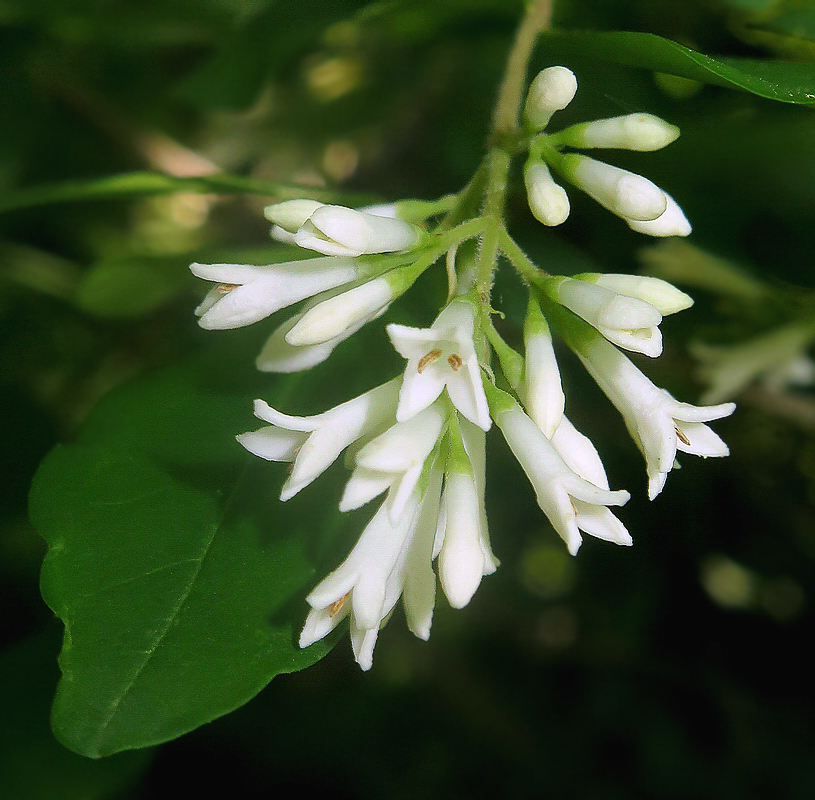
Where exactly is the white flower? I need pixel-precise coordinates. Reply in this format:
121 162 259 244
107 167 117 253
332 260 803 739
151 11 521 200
254 299 382 373
237 378 400 501
556 113 680 152
525 66 578 130
520 299 564 437
387 297 491 431
288 204 421 257
550 416 633 549
300 465 444 669
524 162 570 226
488 383 631 555
340 400 448 521
550 275 664 357
190 257 359 330
574 333 736 499
299 494 422 671
559 153 668 222
285 277 395 347
436 420 498 608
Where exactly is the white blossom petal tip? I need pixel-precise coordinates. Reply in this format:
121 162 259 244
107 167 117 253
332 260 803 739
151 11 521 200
285 277 394 347
525 162 570 226
626 192 691 238
562 154 667 222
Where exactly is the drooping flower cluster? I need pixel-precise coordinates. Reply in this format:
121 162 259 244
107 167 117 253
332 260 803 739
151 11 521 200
190 66 735 670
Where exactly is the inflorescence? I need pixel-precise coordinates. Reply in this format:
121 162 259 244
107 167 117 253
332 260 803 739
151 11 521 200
190 67 735 670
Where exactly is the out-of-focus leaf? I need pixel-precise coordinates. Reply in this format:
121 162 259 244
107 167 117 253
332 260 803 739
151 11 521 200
76 257 192 318
0 172 373 216
543 30 815 105
758 7 815 42
29 330 359 757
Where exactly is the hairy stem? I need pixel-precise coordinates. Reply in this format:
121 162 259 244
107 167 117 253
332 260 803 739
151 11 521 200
476 0 553 296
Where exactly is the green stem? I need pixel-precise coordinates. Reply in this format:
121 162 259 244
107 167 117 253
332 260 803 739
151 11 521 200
476 0 554 298
496 225 547 282
492 0 555 138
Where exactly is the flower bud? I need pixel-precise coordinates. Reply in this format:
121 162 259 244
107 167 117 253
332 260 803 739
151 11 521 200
559 113 679 152
525 66 578 130
525 163 570 226
561 154 667 222
285 277 394 346
295 205 421 257
521 299 564 437
586 273 693 315
264 199 325 232
551 275 664 358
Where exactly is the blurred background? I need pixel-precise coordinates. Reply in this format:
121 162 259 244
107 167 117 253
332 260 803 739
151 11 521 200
2 0 815 797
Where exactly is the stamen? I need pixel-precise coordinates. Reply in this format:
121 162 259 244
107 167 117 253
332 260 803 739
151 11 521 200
675 425 691 446
216 283 239 293
329 592 351 618
418 348 443 373
448 354 463 371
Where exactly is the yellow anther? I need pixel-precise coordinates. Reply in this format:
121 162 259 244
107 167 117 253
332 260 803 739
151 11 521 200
329 592 351 618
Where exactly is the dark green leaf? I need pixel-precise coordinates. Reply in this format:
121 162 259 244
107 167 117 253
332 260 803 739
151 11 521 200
543 30 815 105
29 332 355 757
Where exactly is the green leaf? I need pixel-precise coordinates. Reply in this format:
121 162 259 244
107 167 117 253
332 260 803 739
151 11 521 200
0 172 374 216
29 331 355 757
543 30 815 105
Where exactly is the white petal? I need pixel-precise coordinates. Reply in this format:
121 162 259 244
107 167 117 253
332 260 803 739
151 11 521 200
551 417 608 489
626 193 691 237
438 472 488 609
674 420 730 458
236 427 306 462
339 466 393 512
593 274 693 315
402 467 443 640
286 278 393 347
565 154 667 221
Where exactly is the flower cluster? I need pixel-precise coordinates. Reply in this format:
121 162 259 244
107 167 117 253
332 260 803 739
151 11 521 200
190 66 735 670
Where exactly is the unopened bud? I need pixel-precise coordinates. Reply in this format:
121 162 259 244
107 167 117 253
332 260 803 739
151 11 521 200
525 163 570 226
560 113 679 152
525 66 578 130
562 154 667 222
